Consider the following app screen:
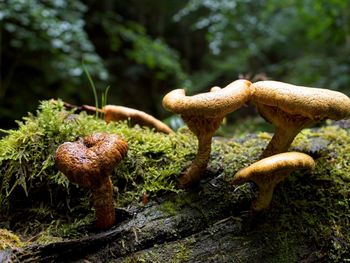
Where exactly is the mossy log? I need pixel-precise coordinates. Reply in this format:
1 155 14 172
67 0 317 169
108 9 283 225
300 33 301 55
0 179 253 262
0 101 349 262
1 123 349 262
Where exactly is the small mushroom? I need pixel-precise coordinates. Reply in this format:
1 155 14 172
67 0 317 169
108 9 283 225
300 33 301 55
55 132 128 229
232 152 315 211
251 81 350 158
81 104 173 134
163 79 252 187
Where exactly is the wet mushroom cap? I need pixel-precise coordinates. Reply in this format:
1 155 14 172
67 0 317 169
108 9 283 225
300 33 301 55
162 79 252 118
251 81 350 121
82 133 128 170
233 152 315 183
55 133 128 188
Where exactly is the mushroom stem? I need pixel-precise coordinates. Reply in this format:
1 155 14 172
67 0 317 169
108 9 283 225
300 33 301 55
91 175 116 229
251 171 289 211
179 115 223 187
179 134 213 187
257 104 313 159
252 185 275 212
55 133 128 230
260 125 304 159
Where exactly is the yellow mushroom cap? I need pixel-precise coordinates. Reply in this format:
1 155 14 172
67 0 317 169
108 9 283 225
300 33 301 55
251 81 350 121
233 152 315 184
162 79 252 118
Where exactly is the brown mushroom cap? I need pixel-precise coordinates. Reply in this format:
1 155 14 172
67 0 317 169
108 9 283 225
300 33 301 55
55 132 128 229
55 133 128 188
251 81 350 121
162 79 252 118
232 152 315 211
251 81 350 158
55 140 100 188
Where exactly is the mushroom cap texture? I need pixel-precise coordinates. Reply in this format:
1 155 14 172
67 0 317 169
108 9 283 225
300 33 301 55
234 152 315 181
162 79 252 118
251 81 350 120
55 133 128 188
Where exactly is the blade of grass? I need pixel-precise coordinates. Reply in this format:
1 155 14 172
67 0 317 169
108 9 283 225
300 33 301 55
101 85 110 113
82 60 99 118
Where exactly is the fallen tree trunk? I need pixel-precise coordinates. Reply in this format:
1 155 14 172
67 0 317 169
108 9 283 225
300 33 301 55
0 180 254 262
0 172 324 262
1 123 349 262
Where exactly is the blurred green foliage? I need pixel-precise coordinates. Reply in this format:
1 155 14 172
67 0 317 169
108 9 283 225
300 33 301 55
0 0 349 128
0 0 107 125
175 0 350 91
100 15 187 82
0 0 187 128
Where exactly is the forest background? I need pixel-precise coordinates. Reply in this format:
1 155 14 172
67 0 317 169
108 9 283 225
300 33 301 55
1 0 349 129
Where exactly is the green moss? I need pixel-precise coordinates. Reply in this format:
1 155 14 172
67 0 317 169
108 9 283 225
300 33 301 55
160 200 181 216
211 136 262 177
120 250 161 263
0 100 195 240
160 194 195 217
0 228 23 249
171 243 191 263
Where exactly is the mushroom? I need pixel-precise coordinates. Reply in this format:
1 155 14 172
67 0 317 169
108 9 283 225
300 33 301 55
80 104 173 134
251 81 350 158
55 132 128 229
162 79 252 187
232 152 315 211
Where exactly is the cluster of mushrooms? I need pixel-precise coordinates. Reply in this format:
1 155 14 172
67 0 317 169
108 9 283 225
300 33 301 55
163 80 350 211
55 80 350 229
